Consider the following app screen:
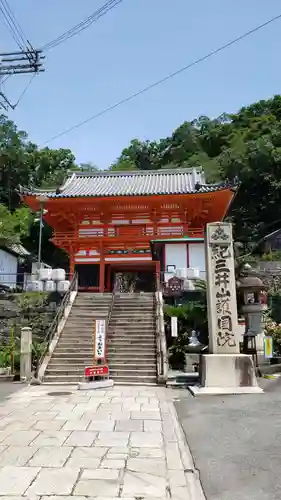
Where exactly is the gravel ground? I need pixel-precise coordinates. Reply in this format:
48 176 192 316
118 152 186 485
175 378 281 500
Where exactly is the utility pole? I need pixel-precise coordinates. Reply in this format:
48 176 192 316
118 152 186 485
0 48 45 110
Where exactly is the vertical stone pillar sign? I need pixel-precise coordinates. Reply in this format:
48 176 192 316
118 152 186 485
206 222 239 354
190 222 262 395
20 327 32 382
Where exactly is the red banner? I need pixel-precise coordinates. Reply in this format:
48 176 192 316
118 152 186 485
84 365 109 378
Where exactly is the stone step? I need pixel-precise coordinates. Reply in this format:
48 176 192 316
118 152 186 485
55 348 94 354
109 320 153 324
75 298 112 302
110 315 154 320
109 363 156 371
46 367 156 377
108 336 156 341
50 357 155 365
111 306 153 309
107 345 155 351
57 343 93 349
111 375 157 384
108 340 155 346
68 313 109 319
52 352 156 360
44 374 84 383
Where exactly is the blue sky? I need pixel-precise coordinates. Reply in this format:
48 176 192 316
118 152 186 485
2 1 281 169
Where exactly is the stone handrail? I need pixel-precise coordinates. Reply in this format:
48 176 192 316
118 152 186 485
155 276 168 384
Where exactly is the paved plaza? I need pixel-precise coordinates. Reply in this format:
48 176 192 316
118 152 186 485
0 384 203 500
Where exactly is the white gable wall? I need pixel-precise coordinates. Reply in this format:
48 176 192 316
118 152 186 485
188 243 206 279
0 249 17 287
165 244 187 271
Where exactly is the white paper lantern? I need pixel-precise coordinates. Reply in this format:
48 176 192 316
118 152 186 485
52 268 66 281
39 268 52 281
57 280 70 293
175 268 182 278
30 280 44 292
24 281 34 292
186 268 200 279
44 280 56 292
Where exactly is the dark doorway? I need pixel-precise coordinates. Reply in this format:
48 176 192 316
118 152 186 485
75 264 99 289
110 269 156 292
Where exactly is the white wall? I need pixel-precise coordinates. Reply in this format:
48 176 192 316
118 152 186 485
0 249 17 287
165 244 187 271
188 243 206 279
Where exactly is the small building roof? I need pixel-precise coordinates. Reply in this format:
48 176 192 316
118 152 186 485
1 243 31 258
20 168 237 199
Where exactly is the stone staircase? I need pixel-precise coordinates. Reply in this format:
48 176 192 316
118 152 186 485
44 293 112 384
107 292 157 385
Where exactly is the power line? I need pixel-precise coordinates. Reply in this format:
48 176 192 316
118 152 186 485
0 74 36 110
42 0 122 51
0 0 25 51
43 13 281 145
1 0 29 48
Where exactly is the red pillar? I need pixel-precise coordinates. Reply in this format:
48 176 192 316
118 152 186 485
99 244 105 293
69 252 75 279
107 264 111 292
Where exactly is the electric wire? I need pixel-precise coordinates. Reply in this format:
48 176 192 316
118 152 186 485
43 12 281 145
0 0 25 51
13 73 36 108
42 0 122 51
1 0 29 49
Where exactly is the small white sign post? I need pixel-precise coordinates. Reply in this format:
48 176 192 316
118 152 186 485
94 318 106 360
171 317 178 338
78 317 113 391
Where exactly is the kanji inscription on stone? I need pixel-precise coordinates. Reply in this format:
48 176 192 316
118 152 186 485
205 222 239 354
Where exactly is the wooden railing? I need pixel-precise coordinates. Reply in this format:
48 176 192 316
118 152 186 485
154 273 168 384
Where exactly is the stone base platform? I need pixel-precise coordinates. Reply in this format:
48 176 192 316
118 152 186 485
189 353 263 397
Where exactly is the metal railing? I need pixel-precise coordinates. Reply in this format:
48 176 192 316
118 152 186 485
0 273 30 292
155 273 168 384
0 273 74 293
35 272 78 377
107 275 121 326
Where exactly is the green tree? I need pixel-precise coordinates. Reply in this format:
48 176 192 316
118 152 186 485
0 204 31 246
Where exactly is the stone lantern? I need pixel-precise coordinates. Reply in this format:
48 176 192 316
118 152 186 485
237 276 267 358
238 276 266 336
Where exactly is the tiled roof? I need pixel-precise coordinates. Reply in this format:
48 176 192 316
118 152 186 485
3 244 31 257
21 168 237 199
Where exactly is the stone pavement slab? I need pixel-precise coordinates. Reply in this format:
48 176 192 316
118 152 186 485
0 384 204 499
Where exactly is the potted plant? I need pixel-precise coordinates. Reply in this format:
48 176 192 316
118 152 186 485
168 332 189 370
0 346 11 375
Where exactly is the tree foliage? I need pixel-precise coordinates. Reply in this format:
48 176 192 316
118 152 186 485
2 95 281 262
0 204 31 246
110 95 281 245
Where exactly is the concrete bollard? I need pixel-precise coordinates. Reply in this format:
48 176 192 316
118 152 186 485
20 327 32 382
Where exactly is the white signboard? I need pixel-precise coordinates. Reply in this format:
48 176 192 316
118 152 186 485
94 319 106 359
171 316 178 337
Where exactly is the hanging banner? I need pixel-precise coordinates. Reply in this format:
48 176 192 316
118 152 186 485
171 316 178 337
264 336 273 359
94 318 106 360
